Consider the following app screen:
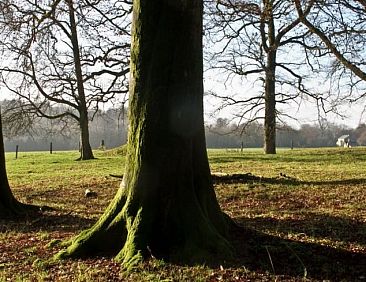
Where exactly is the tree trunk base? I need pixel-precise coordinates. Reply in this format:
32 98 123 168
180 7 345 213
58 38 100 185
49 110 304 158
75 156 96 161
55 186 234 268
0 200 40 218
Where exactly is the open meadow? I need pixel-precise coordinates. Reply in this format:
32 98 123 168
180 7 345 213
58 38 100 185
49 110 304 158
1 147 365 281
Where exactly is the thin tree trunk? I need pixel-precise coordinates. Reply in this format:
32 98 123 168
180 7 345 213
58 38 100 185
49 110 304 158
67 0 94 160
79 110 94 160
264 50 277 154
264 0 277 154
56 0 233 267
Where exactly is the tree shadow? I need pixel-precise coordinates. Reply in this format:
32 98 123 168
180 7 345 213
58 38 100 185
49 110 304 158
229 215 366 281
213 172 366 186
0 210 96 234
209 148 366 165
209 155 329 165
238 212 366 247
2 208 364 280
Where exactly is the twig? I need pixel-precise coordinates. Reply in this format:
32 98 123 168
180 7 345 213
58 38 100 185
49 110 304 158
265 245 276 276
285 243 308 279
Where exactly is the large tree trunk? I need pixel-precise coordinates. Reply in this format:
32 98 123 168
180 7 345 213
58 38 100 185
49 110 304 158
264 1 277 155
67 0 94 160
0 111 36 217
56 0 233 267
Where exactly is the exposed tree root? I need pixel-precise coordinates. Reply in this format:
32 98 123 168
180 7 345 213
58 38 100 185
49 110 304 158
55 180 234 269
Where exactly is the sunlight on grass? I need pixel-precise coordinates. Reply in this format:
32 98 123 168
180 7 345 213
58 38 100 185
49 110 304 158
1 147 365 281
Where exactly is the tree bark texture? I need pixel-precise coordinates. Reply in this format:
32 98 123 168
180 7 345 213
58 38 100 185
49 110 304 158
264 50 277 154
78 110 94 160
0 111 17 216
0 111 34 217
263 0 277 154
56 0 232 267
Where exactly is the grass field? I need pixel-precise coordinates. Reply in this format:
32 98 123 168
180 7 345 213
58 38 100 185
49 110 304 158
1 147 365 281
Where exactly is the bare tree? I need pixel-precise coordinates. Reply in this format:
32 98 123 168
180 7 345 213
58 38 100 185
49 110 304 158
0 99 37 138
205 0 330 153
294 0 366 106
0 0 131 159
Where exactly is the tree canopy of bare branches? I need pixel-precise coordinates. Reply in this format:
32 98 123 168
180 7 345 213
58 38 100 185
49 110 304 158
294 0 366 104
0 0 131 159
204 0 346 153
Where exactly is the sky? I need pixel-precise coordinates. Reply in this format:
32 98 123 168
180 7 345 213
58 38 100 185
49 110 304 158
1 0 365 133
203 75 366 130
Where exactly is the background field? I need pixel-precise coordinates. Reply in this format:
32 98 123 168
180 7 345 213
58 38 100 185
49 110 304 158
1 147 365 281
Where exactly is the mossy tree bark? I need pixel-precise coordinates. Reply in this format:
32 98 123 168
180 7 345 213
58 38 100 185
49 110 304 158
0 111 36 217
56 0 233 266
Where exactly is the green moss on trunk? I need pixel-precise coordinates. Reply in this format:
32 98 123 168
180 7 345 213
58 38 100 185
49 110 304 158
55 0 233 267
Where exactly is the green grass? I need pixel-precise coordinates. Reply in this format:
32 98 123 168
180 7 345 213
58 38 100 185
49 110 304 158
209 147 366 179
5 150 125 214
6 150 125 186
1 147 366 281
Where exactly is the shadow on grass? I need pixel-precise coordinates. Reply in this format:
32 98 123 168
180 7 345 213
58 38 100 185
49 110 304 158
213 173 366 186
210 155 330 165
238 213 366 247
1 209 365 280
209 149 366 164
0 210 95 233
230 216 366 281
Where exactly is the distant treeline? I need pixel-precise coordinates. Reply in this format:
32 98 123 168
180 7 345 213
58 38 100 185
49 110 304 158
3 108 128 152
205 118 366 149
3 111 366 151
